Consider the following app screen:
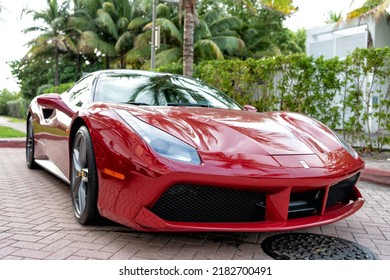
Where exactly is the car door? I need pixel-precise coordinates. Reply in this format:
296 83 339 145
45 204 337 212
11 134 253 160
43 74 94 181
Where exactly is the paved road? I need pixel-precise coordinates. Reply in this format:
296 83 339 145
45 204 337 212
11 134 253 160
0 116 26 133
1 148 389 260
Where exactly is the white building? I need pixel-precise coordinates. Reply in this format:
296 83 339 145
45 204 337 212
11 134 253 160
306 15 390 59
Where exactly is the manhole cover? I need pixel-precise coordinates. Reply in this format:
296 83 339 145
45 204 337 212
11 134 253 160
261 233 378 260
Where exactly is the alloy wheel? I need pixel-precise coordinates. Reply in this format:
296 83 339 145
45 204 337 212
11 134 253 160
71 130 90 218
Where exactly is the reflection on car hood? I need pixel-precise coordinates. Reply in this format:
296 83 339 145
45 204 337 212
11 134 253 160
119 105 343 157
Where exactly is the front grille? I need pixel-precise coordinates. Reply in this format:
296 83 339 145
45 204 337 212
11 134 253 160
326 173 360 207
151 184 266 223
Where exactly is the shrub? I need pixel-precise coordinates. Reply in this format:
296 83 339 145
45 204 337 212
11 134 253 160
194 49 390 151
43 82 74 94
156 63 184 75
0 89 17 115
6 98 29 119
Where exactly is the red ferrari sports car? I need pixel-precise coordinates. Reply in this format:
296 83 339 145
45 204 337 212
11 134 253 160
26 70 364 232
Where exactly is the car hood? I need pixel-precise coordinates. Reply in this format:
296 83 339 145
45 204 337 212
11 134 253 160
117 105 344 158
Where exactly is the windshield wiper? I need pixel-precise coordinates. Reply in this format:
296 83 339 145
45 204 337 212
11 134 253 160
123 102 150 106
167 102 215 108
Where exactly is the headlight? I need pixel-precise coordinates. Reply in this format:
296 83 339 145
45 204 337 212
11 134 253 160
332 131 358 159
116 109 201 165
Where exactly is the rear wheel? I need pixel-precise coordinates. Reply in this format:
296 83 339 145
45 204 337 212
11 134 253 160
26 116 38 169
70 126 100 224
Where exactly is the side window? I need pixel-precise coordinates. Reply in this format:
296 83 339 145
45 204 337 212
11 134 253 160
66 75 93 108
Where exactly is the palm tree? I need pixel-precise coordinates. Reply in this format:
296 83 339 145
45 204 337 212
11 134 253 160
325 10 342 24
347 0 389 20
68 0 149 70
180 0 297 77
24 0 74 86
194 11 245 61
181 0 196 77
135 4 246 70
344 1 389 50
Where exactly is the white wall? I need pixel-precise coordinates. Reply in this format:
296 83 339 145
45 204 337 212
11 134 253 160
305 15 390 134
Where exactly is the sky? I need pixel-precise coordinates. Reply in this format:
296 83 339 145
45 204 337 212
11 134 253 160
0 0 366 92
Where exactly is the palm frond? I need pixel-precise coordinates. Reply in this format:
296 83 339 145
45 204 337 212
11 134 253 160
31 10 53 23
194 20 212 41
102 1 117 19
51 17 66 31
78 31 116 55
63 35 78 53
67 15 95 32
125 47 150 64
202 10 222 26
95 8 118 39
76 0 101 18
134 30 152 48
128 16 150 30
144 18 182 44
217 30 241 37
209 17 244 35
211 36 245 55
130 0 153 18
26 40 54 58
259 0 297 15
53 36 68 52
243 28 258 43
115 0 132 18
157 3 171 18
347 0 390 20
25 33 53 47
23 26 49 34
194 39 224 61
115 31 134 54
116 17 129 34
155 47 182 68
141 48 182 70
245 36 269 50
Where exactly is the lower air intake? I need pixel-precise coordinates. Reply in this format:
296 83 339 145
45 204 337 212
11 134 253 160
151 184 266 223
326 173 360 207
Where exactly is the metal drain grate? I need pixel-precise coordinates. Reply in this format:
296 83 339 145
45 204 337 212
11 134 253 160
261 233 378 260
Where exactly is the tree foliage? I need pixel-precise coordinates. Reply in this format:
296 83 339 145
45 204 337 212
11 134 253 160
12 0 304 98
347 0 389 20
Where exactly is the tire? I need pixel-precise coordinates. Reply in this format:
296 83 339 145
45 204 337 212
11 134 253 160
26 116 38 169
70 125 100 224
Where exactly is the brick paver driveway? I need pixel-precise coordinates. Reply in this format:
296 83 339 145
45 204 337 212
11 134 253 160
1 148 390 260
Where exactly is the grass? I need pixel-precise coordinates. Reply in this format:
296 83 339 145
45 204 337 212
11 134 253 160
5 116 26 123
0 126 26 138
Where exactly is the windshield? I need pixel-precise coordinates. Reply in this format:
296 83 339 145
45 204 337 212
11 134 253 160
93 72 242 110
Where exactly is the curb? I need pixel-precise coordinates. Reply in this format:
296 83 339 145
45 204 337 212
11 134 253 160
0 138 25 148
360 168 390 187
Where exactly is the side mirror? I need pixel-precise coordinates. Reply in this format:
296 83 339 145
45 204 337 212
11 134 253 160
243 105 257 112
37 93 74 117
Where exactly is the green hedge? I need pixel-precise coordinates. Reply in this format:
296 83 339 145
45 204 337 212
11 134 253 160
0 89 16 115
193 49 390 152
0 89 28 119
43 82 75 94
6 99 29 119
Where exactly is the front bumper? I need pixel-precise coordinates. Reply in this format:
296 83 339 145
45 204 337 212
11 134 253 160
99 167 364 232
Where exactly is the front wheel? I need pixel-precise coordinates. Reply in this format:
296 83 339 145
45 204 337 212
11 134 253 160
70 126 100 224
